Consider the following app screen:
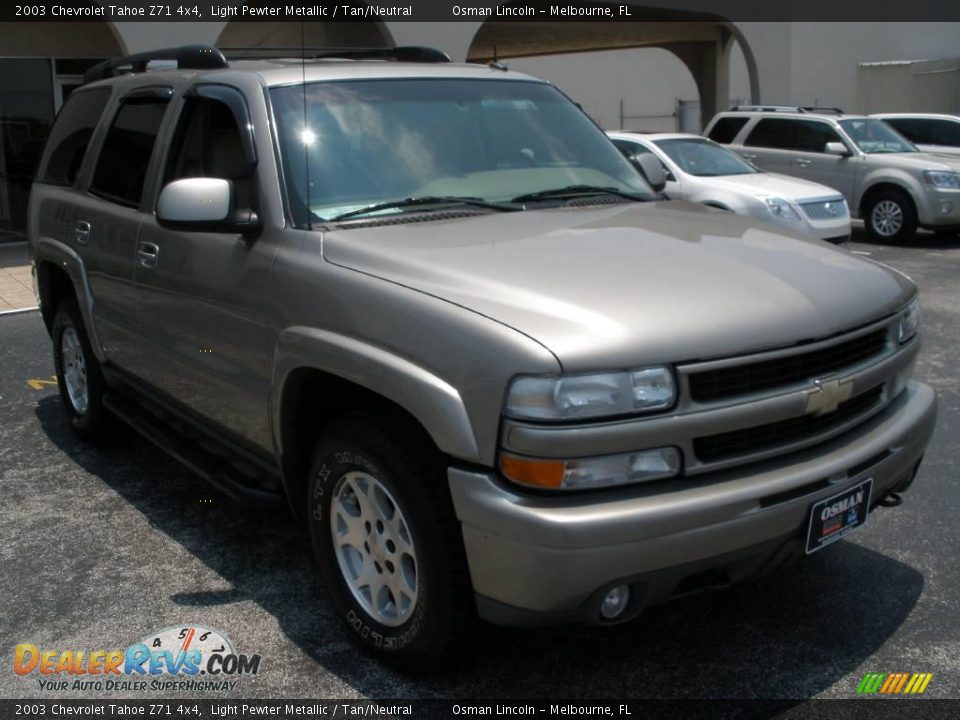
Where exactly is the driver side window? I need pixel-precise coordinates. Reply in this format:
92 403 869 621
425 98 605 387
793 120 843 153
164 94 257 211
611 140 675 181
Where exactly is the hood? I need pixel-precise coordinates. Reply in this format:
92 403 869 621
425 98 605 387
322 201 914 371
869 151 960 171
697 172 843 202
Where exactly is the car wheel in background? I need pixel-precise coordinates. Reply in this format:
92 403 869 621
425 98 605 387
865 189 918 243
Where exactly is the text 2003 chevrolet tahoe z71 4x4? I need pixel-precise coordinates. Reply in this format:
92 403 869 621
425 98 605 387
29 46 937 671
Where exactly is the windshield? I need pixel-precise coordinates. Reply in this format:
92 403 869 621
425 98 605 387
653 138 756 176
269 79 653 224
839 119 917 154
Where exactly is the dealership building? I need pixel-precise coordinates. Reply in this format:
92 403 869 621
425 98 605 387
1 11 958 241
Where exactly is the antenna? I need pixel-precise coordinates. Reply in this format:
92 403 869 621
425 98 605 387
300 21 311 231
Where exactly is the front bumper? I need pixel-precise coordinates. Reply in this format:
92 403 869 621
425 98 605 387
918 187 960 227
448 381 937 626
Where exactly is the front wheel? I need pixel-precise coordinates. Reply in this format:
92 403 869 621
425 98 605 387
307 413 475 672
865 189 918 243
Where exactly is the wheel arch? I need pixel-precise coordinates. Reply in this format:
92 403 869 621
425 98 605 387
857 179 918 221
272 327 482 517
35 260 75 334
32 238 105 361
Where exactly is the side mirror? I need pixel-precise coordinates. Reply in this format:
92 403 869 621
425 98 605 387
631 154 667 193
157 177 261 238
825 141 851 157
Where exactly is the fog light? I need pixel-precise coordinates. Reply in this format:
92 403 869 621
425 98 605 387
599 585 630 620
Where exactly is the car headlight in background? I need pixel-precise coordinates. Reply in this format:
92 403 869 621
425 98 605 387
500 447 681 490
923 170 960 189
764 197 801 221
505 367 676 421
898 297 921 343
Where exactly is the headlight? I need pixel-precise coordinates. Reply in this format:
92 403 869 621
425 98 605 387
764 197 801 221
500 447 681 490
923 170 960 189
505 367 676 421
898 297 921 343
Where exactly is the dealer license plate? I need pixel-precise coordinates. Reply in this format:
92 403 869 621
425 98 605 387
805 478 873 555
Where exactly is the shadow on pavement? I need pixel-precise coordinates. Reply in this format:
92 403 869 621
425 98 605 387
35 395 923 702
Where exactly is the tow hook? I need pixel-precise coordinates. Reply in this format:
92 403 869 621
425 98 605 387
878 492 903 508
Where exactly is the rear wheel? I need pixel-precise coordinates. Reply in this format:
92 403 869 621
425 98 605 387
307 412 475 672
52 297 110 442
864 189 917 243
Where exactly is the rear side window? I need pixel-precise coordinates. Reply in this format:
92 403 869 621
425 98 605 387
90 99 169 207
707 116 748 144
38 88 110 186
886 118 960 147
745 118 795 149
930 119 960 146
884 118 931 144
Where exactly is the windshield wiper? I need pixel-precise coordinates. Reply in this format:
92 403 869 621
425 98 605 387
329 195 520 221
509 184 649 204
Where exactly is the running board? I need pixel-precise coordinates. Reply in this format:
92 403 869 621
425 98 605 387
103 393 285 506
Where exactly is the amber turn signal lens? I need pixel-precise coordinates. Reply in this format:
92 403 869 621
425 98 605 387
499 454 566 489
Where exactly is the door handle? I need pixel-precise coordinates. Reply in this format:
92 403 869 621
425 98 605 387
794 159 812 167
740 153 757 160
137 241 160 269
74 221 91 245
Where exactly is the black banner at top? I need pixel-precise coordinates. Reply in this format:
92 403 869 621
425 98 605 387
3 0 960 22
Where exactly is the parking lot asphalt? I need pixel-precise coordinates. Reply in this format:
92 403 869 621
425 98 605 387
1 228 958 703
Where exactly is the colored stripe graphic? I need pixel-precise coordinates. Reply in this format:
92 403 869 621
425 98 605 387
858 672 933 695
857 673 885 694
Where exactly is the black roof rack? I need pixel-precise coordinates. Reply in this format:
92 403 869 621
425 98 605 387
82 44 451 85
83 45 228 84
729 104 846 115
220 46 451 63
798 106 846 114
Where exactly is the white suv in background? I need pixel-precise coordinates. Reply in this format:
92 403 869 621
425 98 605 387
705 106 960 242
608 131 851 244
872 114 960 158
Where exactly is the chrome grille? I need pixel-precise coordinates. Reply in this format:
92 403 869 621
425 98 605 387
799 197 848 220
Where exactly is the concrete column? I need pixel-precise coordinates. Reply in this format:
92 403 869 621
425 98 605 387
384 21 480 62
114 22 223 54
663 41 722 130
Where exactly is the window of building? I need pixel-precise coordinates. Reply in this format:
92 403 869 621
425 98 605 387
90 99 169 207
38 88 111 187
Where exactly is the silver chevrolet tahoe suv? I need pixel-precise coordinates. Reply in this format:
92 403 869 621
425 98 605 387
705 106 960 242
29 46 937 671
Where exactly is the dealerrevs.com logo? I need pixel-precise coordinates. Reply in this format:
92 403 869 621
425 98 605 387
14 625 261 692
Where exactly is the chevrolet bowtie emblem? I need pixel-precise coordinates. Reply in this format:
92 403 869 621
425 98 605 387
806 378 854 416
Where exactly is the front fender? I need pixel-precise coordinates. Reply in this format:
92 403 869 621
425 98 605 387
271 327 481 463
855 169 923 216
32 236 106 362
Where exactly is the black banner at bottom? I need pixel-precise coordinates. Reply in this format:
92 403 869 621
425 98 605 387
2 699 959 720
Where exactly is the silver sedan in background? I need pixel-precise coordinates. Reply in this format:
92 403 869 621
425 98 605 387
608 131 852 244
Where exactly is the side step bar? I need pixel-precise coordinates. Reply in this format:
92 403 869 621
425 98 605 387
103 393 285 506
